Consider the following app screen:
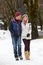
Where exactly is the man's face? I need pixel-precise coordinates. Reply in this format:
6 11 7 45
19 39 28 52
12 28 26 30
16 15 21 20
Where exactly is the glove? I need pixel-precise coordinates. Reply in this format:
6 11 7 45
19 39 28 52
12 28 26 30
27 33 30 37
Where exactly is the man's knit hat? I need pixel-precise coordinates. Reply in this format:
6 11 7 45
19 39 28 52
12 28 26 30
15 12 21 17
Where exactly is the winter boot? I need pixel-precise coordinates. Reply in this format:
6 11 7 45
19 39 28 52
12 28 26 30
24 51 30 60
28 51 30 60
19 56 23 60
15 57 19 61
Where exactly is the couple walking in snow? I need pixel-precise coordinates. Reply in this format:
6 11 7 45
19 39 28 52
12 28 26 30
9 12 31 61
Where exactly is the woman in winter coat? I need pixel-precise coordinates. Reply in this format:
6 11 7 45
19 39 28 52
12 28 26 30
22 14 31 60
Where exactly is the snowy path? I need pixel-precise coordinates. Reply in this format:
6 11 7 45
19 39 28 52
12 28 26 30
0 30 43 65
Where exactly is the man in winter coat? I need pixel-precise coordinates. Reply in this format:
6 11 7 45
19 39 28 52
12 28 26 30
9 12 23 61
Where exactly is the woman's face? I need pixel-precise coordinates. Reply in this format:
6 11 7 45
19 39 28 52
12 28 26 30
23 16 28 25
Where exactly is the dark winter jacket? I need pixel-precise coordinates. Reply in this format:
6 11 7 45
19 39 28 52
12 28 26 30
9 19 22 37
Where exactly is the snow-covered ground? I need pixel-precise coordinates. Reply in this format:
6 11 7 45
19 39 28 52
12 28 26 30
0 30 43 65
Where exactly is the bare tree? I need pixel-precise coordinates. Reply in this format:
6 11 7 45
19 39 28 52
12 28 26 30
23 0 42 39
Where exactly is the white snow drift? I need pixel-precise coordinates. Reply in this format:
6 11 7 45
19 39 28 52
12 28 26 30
0 30 43 65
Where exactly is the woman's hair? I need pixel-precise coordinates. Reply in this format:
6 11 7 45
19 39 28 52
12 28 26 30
22 14 28 20
22 14 29 23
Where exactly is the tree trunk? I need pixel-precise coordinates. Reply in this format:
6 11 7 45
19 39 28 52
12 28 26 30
29 0 39 39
